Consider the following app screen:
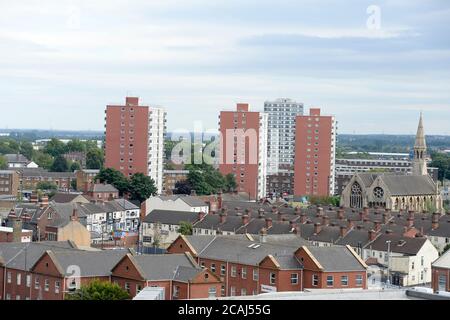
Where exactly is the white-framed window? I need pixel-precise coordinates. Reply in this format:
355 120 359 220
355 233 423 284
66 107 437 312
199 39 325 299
7 271 11 284
253 269 259 281
270 272 276 285
136 284 142 294
44 279 49 291
231 266 237 277
35 277 40 289
326 275 334 287
312 274 319 286
16 295 20 300
211 263 216 273
125 282 130 293
230 286 236 296
241 267 247 279
55 281 60 294
341 275 349 286
241 288 247 296
221 285 226 297
221 264 226 276
17 273 22 286
208 286 217 298
173 285 180 298
6 293 11 300
26 274 31 288
356 275 363 286
291 273 298 285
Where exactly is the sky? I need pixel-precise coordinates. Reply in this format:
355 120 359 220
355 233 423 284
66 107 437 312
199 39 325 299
0 0 449 134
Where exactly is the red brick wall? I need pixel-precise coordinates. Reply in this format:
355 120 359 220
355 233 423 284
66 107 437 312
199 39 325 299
432 267 449 293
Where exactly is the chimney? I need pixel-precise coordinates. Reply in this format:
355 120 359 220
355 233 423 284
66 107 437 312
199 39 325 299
431 212 440 230
294 206 301 215
363 207 369 216
265 218 273 229
271 206 278 213
337 208 345 220
12 219 23 243
407 217 414 228
198 211 205 221
40 196 49 208
374 220 381 232
368 229 377 241
289 220 297 230
190 189 197 196
314 223 322 235
71 207 78 221
359 211 364 221
219 212 227 224
258 208 265 218
408 210 415 220
382 212 389 224
322 215 330 226
260 228 267 243
242 214 250 225
340 226 347 238
277 211 283 221
293 225 301 236
217 191 223 209
245 208 251 218
300 213 307 224
316 207 324 217
347 219 354 230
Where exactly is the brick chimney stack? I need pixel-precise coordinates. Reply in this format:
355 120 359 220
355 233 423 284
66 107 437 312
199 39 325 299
242 214 250 225
340 225 347 238
431 212 440 230
12 218 23 243
322 215 330 226
265 218 273 229
314 223 322 235
374 220 381 232
71 207 79 221
347 219 354 230
368 229 377 241
258 208 265 219
219 212 227 224
337 208 345 220
198 211 205 221
407 217 414 228
300 213 307 224
316 207 324 217
382 212 389 224
363 207 369 217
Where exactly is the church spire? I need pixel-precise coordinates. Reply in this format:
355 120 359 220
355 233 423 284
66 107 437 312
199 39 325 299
412 112 428 176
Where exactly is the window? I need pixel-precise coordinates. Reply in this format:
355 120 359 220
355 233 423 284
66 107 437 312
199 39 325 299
291 273 299 285
420 271 424 281
312 274 319 286
55 281 60 294
125 282 130 293
270 272 276 285
16 295 20 300
253 269 259 281
35 277 40 289
208 286 217 298
16 273 22 286
211 263 216 273
221 264 226 276
7 271 11 284
200 262 205 268
44 279 49 291
341 276 349 286
231 266 237 277
26 275 31 288
241 288 247 296
137 284 142 294
421 256 424 266
356 275 363 286
326 275 334 287
173 285 180 298
6 293 11 300
242 267 247 279
411 262 415 270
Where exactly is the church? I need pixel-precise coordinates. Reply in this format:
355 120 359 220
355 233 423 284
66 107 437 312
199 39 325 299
341 114 443 212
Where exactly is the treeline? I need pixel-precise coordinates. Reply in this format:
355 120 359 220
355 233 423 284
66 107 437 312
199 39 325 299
0 138 104 172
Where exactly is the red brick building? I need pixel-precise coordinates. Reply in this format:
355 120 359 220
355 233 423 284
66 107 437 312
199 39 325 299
167 234 367 296
85 183 119 201
294 108 336 197
431 249 450 293
219 103 268 200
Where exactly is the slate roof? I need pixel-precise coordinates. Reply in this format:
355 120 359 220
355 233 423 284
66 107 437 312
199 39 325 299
0 241 78 270
113 199 139 210
144 210 200 225
4 153 29 164
17 168 75 178
133 254 196 280
306 246 366 272
156 195 208 208
89 183 118 193
50 193 87 203
336 229 373 248
365 234 427 255
173 265 205 282
45 203 87 228
380 174 437 196
193 214 244 233
427 215 450 237
432 249 450 269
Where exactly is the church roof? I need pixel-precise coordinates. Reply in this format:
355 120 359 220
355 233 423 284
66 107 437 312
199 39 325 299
414 113 427 149
380 175 437 196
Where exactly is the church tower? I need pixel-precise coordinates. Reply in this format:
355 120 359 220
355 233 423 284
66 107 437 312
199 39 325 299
412 113 428 176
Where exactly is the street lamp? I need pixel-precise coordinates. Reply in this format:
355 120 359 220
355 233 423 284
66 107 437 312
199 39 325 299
386 240 391 286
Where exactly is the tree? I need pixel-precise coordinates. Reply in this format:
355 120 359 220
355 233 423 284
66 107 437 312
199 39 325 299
66 139 85 152
33 151 54 170
86 148 104 170
44 138 67 157
129 173 157 204
70 161 81 172
71 179 77 191
51 155 69 172
65 280 130 300
19 141 34 160
0 155 7 170
96 168 130 196
224 173 237 192
178 221 193 235
443 243 450 254
36 181 58 191
174 180 192 195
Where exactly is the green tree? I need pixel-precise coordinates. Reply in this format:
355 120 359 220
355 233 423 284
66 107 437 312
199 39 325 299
86 148 104 170
51 155 69 172
443 243 450 254
71 179 77 191
70 161 82 172
33 151 54 170
19 141 34 160
96 168 130 196
65 280 130 300
44 138 67 157
0 155 8 169
178 221 193 235
187 169 212 195
224 173 237 192
66 139 85 152
36 181 58 191
129 173 158 204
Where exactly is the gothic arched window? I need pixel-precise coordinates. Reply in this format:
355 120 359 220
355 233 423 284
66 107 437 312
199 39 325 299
350 182 363 209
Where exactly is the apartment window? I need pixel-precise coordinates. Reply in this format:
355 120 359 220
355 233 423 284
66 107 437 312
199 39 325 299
421 256 424 266
55 281 60 294
6 293 11 300
173 285 180 298
411 262 415 270
211 263 216 273
231 266 237 277
291 273 299 285
17 273 21 286
221 285 226 296
356 275 363 286
208 286 217 298
26 275 31 288
326 275 334 287
221 264 226 276
35 277 40 289
341 276 349 286
125 282 130 293
270 272 276 285
230 286 236 296
253 269 259 281
16 295 20 300
241 288 247 296
201 262 205 268
137 284 142 294
242 267 247 279
7 271 11 283
44 279 49 291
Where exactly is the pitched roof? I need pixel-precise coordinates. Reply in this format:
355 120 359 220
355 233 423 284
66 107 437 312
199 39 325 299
305 246 367 272
380 174 437 196
366 234 428 255
50 193 87 204
143 210 200 225
133 254 197 280
193 214 244 233
89 183 118 193
432 249 450 269
113 199 139 210
17 168 75 178
4 153 29 164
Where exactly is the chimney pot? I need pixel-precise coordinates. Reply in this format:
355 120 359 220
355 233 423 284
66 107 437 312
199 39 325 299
314 222 322 235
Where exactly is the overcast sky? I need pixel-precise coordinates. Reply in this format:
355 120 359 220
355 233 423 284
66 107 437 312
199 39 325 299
0 0 449 134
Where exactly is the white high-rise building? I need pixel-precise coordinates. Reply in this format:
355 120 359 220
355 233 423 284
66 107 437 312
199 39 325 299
148 107 167 194
264 98 304 173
